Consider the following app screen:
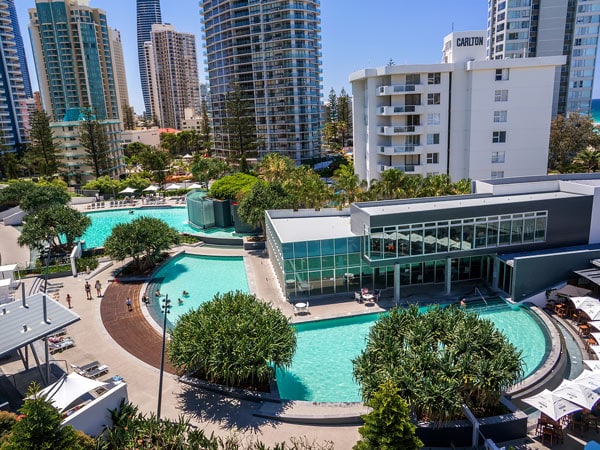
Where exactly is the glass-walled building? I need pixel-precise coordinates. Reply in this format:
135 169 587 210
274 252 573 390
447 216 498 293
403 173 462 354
266 175 600 302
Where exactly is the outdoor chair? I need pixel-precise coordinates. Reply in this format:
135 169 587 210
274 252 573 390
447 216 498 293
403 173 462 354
354 292 362 303
49 338 75 354
84 364 109 379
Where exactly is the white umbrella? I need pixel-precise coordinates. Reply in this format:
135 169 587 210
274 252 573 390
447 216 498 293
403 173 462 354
118 187 137 194
589 320 600 330
164 183 181 191
583 361 600 372
186 183 203 190
38 372 107 412
579 302 600 321
521 389 581 421
571 296 599 309
182 153 193 159
553 379 600 410
143 185 160 192
573 369 600 390
589 345 600 359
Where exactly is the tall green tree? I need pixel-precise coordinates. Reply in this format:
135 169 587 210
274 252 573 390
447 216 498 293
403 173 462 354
549 113 599 172
238 180 293 232
337 88 352 146
134 148 170 184
327 88 338 123
209 172 258 200
190 156 230 184
256 153 296 183
285 165 331 209
573 147 600 172
200 98 212 153
122 104 135 130
354 379 423 450
0 152 20 180
3 383 81 450
19 182 71 213
24 110 62 177
224 83 257 158
333 162 366 206
79 109 111 179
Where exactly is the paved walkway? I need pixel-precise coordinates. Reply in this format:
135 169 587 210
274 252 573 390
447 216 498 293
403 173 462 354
0 223 30 268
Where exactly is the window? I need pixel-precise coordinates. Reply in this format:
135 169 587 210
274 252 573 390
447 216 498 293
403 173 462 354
427 93 441 105
495 68 509 81
494 89 508 101
492 131 507 143
427 133 440 145
491 171 505 179
493 110 507 122
426 153 439 164
492 151 505 163
427 113 441 125
427 72 441 84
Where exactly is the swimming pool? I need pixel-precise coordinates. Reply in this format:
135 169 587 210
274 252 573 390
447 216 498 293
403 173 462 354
81 207 237 248
148 253 250 326
276 300 549 403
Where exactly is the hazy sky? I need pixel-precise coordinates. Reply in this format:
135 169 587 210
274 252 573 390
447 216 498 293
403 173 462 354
16 1 599 114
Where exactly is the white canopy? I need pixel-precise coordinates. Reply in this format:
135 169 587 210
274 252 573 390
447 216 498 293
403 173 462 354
118 187 137 194
553 379 600 410
583 361 600 372
164 183 181 191
573 369 600 390
186 183 203 190
182 153 193 159
571 296 599 309
142 185 160 192
589 321 600 330
579 301 600 321
590 345 600 360
38 372 106 412
522 389 581 421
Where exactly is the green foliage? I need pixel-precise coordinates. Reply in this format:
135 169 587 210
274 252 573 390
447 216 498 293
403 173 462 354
123 142 151 159
238 181 293 231
75 256 99 273
209 172 258 200
190 156 231 184
0 180 36 207
24 110 62 177
82 175 154 196
572 147 600 173
285 166 331 209
354 379 422 450
19 183 71 213
104 217 180 270
353 305 523 422
333 162 367 206
79 109 111 179
200 99 212 152
168 291 296 387
255 153 296 183
132 148 170 183
0 410 17 442
3 382 82 450
224 83 257 157
0 152 20 180
549 113 600 172
368 170 470 200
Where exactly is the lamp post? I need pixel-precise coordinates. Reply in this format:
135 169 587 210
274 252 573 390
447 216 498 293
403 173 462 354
157 294 170 419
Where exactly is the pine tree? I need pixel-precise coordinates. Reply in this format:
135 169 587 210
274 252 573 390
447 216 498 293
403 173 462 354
224 83 257 159
24 110 62 177
200 98 212 153
327 88 338 123
338 88 352 147
79 109 111 179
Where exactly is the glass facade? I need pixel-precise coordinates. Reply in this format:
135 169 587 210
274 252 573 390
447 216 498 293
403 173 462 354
367 211 547 261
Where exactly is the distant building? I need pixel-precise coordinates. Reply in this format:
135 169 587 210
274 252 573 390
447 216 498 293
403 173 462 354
7 0 31 98
147 23 201 130
487 0 600 117
136 0 162 117
51 109 125 185
350 30 565 183
180 108 202 132
200 0 322 160
109 28 132 129
29 0 119 121
121 128 161 148
0 0 30 153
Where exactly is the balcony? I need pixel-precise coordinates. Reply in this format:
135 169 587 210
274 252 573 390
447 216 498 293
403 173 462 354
378 164 423 174
378 145 421 155
377 105 422 115
377 84 423 96
377 125 423 135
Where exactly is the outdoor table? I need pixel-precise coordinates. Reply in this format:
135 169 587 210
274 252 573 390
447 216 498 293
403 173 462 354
580 324 591 337
294 302 309 314
362 293 374 301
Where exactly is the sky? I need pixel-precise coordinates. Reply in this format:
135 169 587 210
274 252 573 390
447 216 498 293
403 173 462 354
15 0 600 114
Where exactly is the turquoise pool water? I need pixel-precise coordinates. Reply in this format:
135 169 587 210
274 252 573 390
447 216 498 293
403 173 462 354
149 253 250 326
276 301 549 403
81 207 236 248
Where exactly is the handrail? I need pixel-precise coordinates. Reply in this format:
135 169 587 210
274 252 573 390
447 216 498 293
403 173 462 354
475 287 488 307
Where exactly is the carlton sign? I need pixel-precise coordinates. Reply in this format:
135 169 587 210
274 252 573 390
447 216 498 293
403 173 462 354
456 36 484 47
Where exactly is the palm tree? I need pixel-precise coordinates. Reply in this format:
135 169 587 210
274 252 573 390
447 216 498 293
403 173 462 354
256 152 296 182
573 146 600 172
369 168 410 200
332 162 366 206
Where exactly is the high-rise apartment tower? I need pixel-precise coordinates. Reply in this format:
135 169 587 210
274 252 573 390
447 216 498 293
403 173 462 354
200 0 322 160
136 0 162 116
487 0 600 116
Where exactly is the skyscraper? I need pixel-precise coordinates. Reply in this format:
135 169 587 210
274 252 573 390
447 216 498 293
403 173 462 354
136 0 162 117
109 28 132 128
7 0 31 98
147 23 201 130
487 0 600 117
29 0 119 121
200 0 322 160
0 0 30 153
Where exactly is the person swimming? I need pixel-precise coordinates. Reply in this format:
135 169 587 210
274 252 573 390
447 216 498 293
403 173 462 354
460 298 467 308
178 297 183 305
182 290 189 297
129 209 134 214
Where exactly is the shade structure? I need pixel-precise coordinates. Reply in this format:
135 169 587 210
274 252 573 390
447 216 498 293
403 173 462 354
118 187 137 194
38 372 106 412
182 153 193 159
579 301 600 321
186 183 203 190
590 345 600 359
556 284 592 298
571 296 599 309
553 379 600 410
521 389 581 421
583 360 600 372
589 320 600 330
164 183 181 191
142 185 160 192
573 369 600 390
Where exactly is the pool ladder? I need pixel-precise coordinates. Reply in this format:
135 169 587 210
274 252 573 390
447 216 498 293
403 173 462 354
475 287 488 307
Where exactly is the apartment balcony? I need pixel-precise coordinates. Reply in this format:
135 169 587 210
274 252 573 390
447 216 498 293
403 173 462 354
378 163 423 174
377 125 423 136
378 145 422 155
377 84 423 96
377 105 423 116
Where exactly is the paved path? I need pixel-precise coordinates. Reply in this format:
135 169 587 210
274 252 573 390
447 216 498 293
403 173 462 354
100 280 175 374
0 223 30 267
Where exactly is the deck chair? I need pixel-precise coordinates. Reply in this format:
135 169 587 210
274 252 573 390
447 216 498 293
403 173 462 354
85 364 109 379
354 292 363 303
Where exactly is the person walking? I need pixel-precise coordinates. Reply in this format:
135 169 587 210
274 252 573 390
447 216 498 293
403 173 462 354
95 280 102 297
66 294 72 309
84 281 92 300
126 297 132 311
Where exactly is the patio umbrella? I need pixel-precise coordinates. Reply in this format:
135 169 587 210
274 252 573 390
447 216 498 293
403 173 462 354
589 320 600 330
182 153 193 159
521 389 581 421
118 187 137 194
573 369 600 390
589 345 600 360
164 183 181 191
186 183 203 190
571 296 599 309
553 379 600 410
583 360 600 372
143 185 159 192
579 301 600 321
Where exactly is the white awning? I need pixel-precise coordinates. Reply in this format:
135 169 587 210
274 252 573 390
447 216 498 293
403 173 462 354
521 389 581 421
38 372 106 412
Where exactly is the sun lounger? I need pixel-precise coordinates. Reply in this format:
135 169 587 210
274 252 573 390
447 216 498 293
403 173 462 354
85 364 109 379
49 337 75 354
70 360 100 376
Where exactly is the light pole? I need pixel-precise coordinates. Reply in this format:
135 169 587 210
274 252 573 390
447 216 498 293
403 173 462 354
157 293 170 419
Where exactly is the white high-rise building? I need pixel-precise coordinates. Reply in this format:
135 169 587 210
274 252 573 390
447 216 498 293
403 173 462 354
487 0 600 117
351 30 565 183
108 28 131 128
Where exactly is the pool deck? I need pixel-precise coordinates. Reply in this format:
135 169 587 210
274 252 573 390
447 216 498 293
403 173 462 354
0 220 598 448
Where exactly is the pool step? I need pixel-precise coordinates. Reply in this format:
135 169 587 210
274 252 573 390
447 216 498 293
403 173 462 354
254 400 369 425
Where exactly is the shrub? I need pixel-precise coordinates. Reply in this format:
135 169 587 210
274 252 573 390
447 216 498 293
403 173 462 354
75 256 99 273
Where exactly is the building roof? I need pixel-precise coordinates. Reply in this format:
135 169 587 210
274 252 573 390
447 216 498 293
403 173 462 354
574 267 600 288
0 293 80 355
270 215 355 243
